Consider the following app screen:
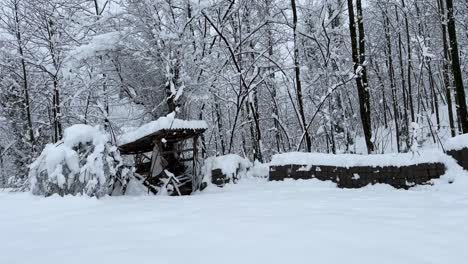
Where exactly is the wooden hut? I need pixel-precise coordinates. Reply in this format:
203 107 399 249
118 117 207 196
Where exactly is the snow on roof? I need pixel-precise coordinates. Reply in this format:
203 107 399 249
118 113 208 146
270 151 453 168
445 134 468 151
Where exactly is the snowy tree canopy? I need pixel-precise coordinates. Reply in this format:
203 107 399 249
0 0 468 185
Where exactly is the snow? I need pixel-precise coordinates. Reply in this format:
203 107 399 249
174 84 184 101
1 178 468 264
118 113 208 145
68 32 121 61
30 125 109 193
204 154 251 177
351 105 456 154
246 160 270 178
270 150 455 167
63 124 108 148
29 125 130 197
445 133 468 151
202 154 252 184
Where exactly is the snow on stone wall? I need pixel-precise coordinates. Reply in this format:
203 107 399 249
270 151 454 168
269 150 467 189
442 134 468 172
445 134 468 151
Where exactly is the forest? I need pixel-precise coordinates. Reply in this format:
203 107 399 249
2 1 468 263
0 0 468 187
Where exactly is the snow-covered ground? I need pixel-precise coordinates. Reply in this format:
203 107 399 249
1 179 467 264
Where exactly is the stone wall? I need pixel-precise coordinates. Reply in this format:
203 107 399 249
446 148 468 171
269 163 446 189
211 168 231 186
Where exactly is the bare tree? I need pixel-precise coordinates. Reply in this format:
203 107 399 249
291 0 312 152
445 0 468 133
347 0 374 153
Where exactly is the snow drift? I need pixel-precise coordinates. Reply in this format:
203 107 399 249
29 125 134 197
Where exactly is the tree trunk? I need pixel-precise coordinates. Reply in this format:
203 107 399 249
165 59 180 114
46 18 62 142
347 0 374 153
199 104 207 158
214 97 226 155
266 0 282 153
291 0 312 152
438 0 456 137
401 0 415 122
374 62 389 129
52 77 62 142
13 0 34 151
383 11 401 152
0 145 4 186
395 5 410 149
245 7 263 162
427 63 441 130
445 0 468 133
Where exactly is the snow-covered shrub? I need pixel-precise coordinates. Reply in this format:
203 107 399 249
246 161 270 178
29 124 134 197
202 154 252 186
6 176 29 191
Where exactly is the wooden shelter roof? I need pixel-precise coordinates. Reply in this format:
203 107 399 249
118 127 206 155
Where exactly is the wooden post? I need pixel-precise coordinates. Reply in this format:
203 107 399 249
149 139 161 178
192 136 199 192
0 145 4 186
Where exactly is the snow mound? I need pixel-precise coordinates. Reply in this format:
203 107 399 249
119 112 208 145
247 161 270 178
445 134 468 151
29 125 135 197
203 154 252 184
